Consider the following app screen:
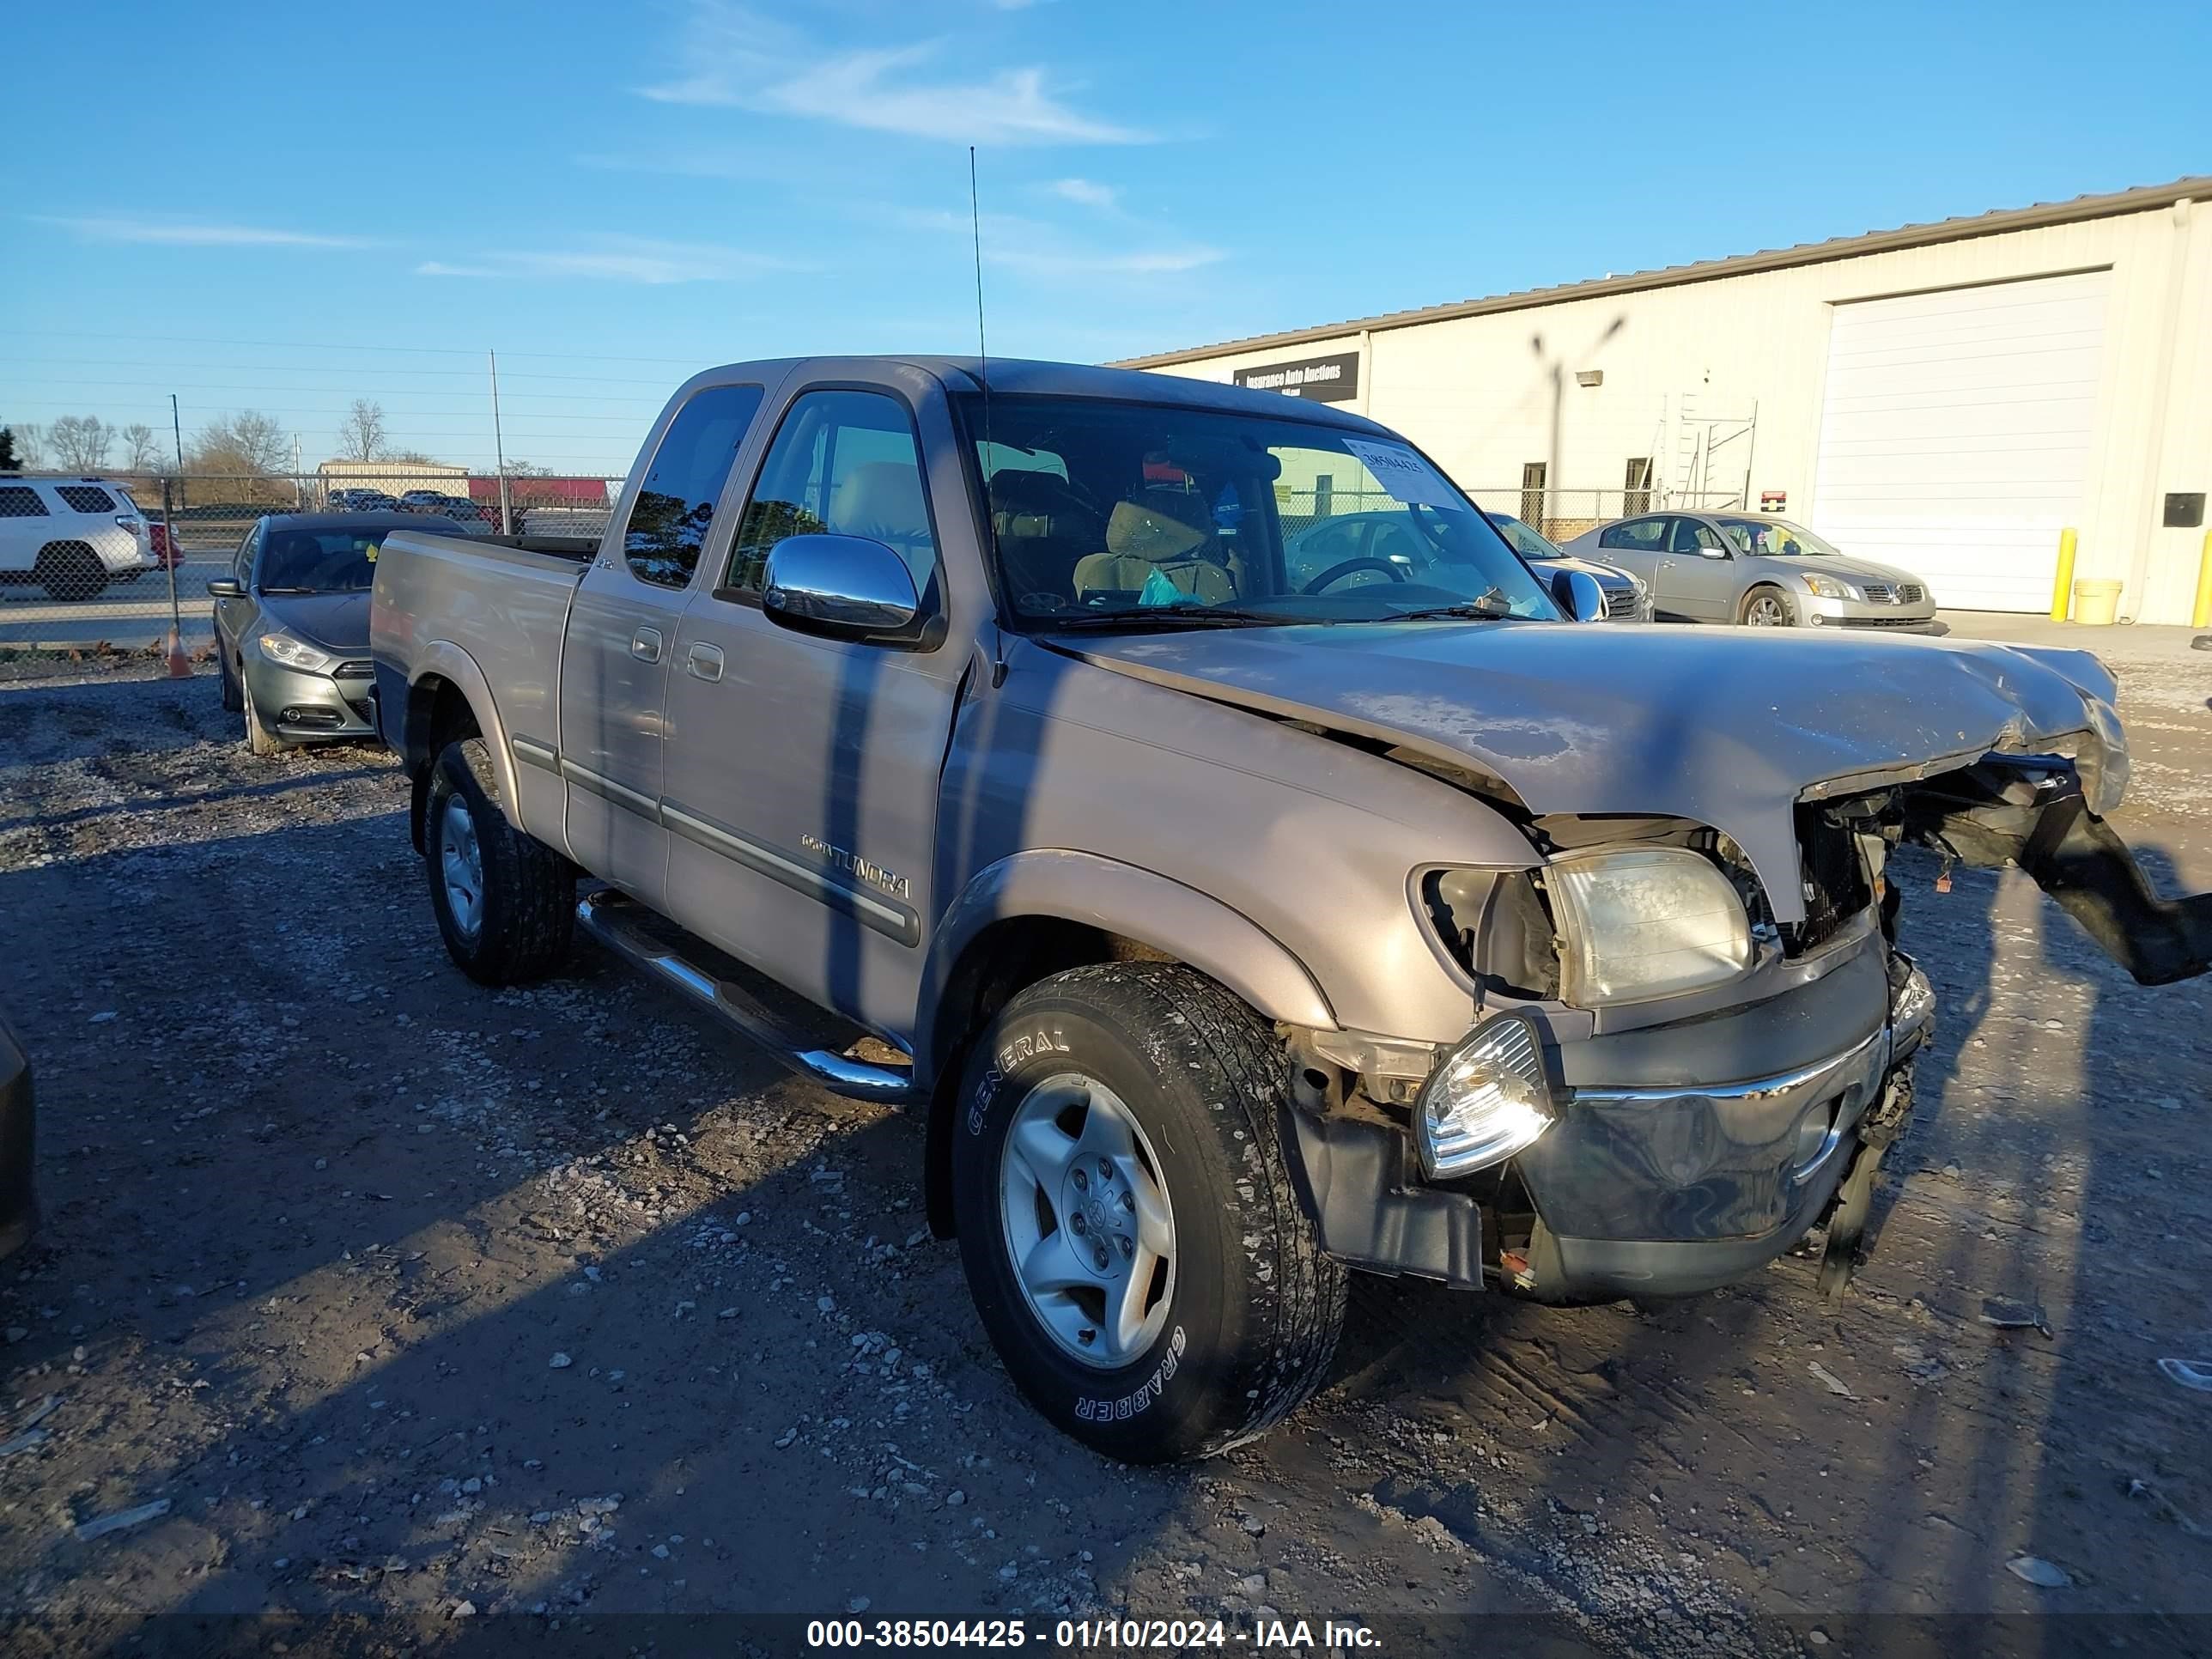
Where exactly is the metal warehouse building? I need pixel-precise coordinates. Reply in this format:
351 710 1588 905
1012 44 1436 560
1117 178 2210 623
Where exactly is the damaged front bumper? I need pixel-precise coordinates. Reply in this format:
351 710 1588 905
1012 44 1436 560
1282 952 1934 1299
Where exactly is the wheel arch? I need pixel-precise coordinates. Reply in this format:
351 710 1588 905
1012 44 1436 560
915 850 1336 1238
399 643 517 851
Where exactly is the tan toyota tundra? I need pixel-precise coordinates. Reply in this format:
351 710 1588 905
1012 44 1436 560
369 356 2209 1462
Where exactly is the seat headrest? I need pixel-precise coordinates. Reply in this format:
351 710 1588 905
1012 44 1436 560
1103 488 1212 562
830 461 930 545
989 470 1101 540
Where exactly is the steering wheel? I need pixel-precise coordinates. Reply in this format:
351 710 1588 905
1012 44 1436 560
1302 556 1407 595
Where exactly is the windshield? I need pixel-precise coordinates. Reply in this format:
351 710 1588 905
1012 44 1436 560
959 395 1557 627
1485 513 1560 561
258 528 384 592
1717 518 1845 559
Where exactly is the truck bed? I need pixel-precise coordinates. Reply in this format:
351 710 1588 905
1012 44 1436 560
368 526 593 829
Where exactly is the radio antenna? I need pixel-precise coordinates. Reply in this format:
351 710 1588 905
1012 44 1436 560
969 144 1008 687
969 145 992 445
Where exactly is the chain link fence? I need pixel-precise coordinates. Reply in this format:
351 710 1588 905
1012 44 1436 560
4 467 1750 653
0 471 620 650
1273 483 1746 547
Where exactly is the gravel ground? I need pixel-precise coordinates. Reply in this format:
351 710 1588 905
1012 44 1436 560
2 653 2209 1658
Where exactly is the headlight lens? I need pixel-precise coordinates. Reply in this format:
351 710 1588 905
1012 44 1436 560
1547 846 1753 1006
258 632 337 673
2078 695 2130 815
1417 1012 1552 1178
1802 574 1857 600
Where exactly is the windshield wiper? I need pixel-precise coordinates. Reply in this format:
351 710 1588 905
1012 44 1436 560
1046 606 1310 631
1383 593 1516 622
256 586 322 594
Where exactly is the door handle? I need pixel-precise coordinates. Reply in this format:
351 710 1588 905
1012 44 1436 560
686 641 726 683
630 627 664 665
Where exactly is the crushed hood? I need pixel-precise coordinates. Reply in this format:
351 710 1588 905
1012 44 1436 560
1064 622 2114 923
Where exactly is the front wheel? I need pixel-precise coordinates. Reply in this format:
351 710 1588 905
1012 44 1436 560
422 736 574 985
951 963 1346 1463
241 677 285 756
1740 586 1795 626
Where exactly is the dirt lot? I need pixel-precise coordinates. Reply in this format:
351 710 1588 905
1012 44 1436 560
1 640 2209 1657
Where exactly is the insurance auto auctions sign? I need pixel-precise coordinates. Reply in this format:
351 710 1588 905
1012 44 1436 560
1231 352 1360 404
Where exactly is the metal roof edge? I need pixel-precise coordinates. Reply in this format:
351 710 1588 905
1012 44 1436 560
1109 176 2209 369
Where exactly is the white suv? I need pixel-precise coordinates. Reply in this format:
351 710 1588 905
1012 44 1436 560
0 478 156 600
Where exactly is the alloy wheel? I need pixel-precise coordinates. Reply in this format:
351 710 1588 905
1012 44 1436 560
439 796 487 940
998 1071 1176 1369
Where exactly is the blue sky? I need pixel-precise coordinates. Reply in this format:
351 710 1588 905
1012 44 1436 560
5 0 2206 474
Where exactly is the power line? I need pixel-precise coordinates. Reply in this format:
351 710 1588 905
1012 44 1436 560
4 375 669 399
0 328 708 365
2 356 678 386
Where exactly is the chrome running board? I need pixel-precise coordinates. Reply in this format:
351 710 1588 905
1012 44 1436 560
574 890 917 1106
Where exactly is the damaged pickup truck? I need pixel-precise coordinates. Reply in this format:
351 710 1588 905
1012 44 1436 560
369 357 2212 1462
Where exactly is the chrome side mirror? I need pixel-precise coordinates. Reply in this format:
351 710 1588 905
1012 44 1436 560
762 534 925 644
1552 567 1608 623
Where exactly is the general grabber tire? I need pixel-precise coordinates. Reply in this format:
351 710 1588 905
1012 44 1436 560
951 963 1347 1463
423 736 575 986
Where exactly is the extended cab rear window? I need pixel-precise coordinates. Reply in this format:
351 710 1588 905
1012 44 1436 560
621 384 767 589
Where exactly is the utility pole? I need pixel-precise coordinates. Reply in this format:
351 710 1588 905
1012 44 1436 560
489 349 512 535
291 432 303 507
1531 317 1625 534
162 392 187 678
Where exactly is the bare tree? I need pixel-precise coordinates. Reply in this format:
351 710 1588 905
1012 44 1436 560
191 410 289 477
7 425 43 469
122 423 162 472
336 398 387 462
49 415 115 471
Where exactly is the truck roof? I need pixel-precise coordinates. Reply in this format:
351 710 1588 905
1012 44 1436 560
685 356 1395 432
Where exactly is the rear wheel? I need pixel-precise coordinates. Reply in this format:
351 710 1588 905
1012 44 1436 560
423 736 574 985
35 543 105 603
951 963 1346 1463
1740 586 1794 627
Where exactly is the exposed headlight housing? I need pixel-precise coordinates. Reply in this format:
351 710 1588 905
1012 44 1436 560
258 632 337 673
1801 574 1858 600
1547 845 1754 1006
2077 695 2130 816
1416 1012 1553 1178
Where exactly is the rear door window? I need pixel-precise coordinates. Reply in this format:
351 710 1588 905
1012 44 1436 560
620 383 768 590
1600 516 1668 552
0 485 49 518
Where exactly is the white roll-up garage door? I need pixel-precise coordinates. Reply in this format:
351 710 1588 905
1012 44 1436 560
1810 270 2110 612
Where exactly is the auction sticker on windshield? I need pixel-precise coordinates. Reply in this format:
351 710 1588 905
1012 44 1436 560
1341 440 1462 507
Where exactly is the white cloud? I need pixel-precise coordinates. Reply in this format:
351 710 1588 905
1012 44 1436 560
34 215 369 248
416 237 792 285
1048 178 1121 210
639 3 1146 145
890 204 1220 279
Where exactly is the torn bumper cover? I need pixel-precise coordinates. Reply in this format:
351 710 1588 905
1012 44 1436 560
1903 757 2212 986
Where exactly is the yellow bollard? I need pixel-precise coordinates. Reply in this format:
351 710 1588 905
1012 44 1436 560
2049 527 2079 622
2194 529 2212 630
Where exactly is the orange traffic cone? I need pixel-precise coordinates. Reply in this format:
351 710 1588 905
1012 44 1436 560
165 629 192 680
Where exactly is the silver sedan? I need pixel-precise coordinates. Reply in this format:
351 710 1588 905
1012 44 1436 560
1558 512 1938 630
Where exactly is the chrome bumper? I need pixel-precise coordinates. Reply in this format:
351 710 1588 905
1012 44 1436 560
1511 957 1933 1254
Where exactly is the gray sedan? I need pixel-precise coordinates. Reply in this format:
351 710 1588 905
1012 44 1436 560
1284 508 1650 620
1558 512 1938 630
207 514 408 754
